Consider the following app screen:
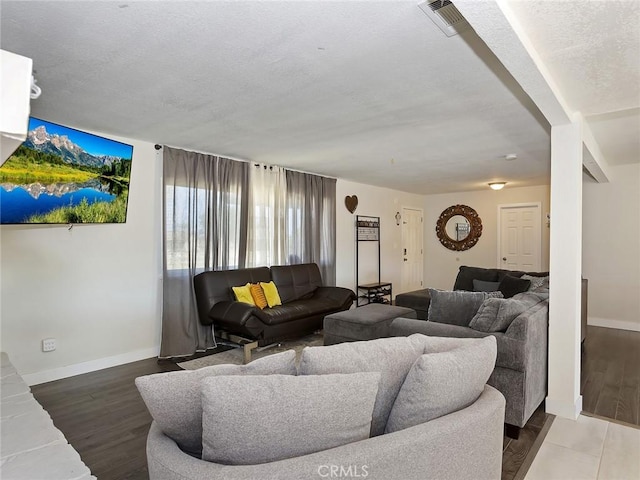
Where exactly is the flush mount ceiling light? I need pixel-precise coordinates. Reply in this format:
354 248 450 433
489 182 506 190
504 154 517 161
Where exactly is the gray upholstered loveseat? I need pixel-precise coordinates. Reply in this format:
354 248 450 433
392 266 550 437
137 335 506 480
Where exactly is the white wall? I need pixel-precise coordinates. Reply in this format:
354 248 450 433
422 185 551 289
583 163 640 331
335 179 425 297
0 133 162 384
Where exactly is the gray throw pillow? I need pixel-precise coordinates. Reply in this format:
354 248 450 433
427 289 503 326
201 372 380 465
135 350 297 456
298 336 424 436
521 274 549 291
469 298 529 332
472 279 500 292
385 336 497 433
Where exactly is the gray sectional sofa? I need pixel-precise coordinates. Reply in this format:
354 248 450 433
137 335 506 480
392 266 550 436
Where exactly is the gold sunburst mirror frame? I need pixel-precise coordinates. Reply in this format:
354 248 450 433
435 204 483 251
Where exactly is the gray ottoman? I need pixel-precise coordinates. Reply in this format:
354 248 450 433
394 289 431 320
323 304 417 345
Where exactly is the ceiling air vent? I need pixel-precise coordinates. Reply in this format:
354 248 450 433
418 0 470 37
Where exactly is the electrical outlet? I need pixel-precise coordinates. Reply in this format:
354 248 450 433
42 338 56 352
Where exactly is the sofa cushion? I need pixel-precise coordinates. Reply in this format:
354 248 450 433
260 281 282 308
258 298 339 325
298 336 424 436
521 274 549 291
389 318 528 372
469 298 529 333
135 350 296 456
427 289 503 326
498 275 531 298
201 372 380 465
271 263 323 303
472 279 500 292
249 283 268 309
231 283 255 305
385 336 497 433
453 266 500 291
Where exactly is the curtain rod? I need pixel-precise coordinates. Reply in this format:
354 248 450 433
155 144 336 180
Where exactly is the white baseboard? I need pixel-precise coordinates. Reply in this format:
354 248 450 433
588 317 640 332
23 346 160 386
546 394 583 420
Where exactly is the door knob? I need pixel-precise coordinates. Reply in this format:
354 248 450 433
502 257 507 261
404 258 408 262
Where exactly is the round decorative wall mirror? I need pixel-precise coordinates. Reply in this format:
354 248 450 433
435 204 482 251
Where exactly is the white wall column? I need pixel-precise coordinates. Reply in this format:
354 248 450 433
546 121 583 419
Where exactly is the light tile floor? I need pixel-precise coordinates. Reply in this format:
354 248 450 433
525 414 640 480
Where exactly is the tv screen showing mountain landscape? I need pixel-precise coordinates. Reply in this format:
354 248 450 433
0 117 133 224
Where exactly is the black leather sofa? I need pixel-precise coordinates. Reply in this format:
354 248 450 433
193 263 355 347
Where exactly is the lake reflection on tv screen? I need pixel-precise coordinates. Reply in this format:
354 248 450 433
0 183 115 224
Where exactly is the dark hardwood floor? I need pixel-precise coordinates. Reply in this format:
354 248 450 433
31 358 181 480
501 404 551 480
32 356 549 480
581 325 640 426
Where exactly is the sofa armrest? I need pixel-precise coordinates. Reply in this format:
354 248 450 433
504 300 548 342
208 301 267 326
312 286 356 306
147 385 505 480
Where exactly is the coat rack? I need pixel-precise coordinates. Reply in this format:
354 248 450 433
355 215 391 306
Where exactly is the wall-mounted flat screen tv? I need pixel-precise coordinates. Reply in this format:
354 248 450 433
0 117 133 224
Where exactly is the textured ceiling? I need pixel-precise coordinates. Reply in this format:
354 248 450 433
507 0 640 166
1 1 561 193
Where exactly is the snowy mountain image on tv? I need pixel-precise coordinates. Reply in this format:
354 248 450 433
0 117 134 224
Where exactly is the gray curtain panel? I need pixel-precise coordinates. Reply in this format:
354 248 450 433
285 171 337 286
161 147 249 358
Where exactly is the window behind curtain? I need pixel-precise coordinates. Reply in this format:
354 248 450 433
161 147 335 358
161 147 248 358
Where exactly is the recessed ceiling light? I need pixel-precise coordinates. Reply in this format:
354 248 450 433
505 154 517 161
489 182 506 190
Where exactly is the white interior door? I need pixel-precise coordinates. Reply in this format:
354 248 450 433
498 203 542 271
401 207 424 292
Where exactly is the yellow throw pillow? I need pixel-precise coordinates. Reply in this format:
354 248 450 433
232 283 255 306
260 281 282 308
250 283 268 310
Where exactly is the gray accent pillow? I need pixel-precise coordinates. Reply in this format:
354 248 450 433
427 289 503 326
298 336 424 436
201 372 380 465
472 279 500 292
135 350 297 456
522 274 549 291
385 336 497 433
469 298 529 332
